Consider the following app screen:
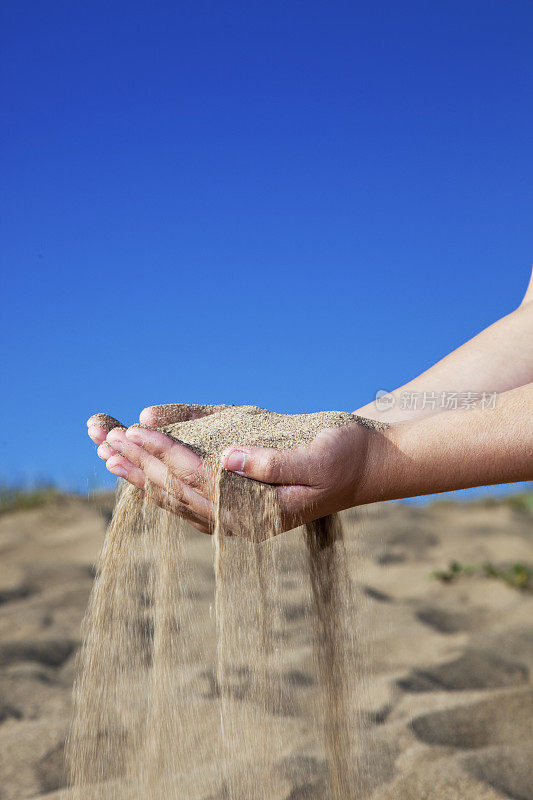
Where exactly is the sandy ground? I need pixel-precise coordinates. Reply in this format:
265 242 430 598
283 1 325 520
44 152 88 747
0 492 532 800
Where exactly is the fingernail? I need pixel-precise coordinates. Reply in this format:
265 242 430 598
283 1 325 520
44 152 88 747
223 450 246 474
110 466 128 479
126 429 144 446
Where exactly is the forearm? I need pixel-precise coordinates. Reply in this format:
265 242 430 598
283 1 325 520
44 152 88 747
356 299 533 423
357 382 533 505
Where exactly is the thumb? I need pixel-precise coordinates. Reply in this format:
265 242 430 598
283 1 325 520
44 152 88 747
221 446 310 485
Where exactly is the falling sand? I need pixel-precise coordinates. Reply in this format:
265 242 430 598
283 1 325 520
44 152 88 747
67 406 384 799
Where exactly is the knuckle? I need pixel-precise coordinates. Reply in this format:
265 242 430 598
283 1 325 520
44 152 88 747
162 440 186 464
135 448 152 470
261 453 282 483
167 475 192 506
152 440 171 460
177 466 204 490
171 479 187 504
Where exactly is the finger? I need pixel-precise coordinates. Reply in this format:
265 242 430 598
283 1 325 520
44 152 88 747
220 445 312 486
145 483 213 534
124 426 209 490
108 437 248 540
88 425 108 445
108 428 213 519
107 429 168 484
105 456 213 533
87 413 126 445
88 413 126 431
139 403 230 427
106 454 146 485
97 441 117 460
97 441 138 476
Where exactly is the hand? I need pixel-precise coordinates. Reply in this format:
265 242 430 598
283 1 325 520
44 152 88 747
96 419 375 535
87 404 229 534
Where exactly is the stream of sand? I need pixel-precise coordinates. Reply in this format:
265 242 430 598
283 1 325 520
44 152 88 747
68 406 379 799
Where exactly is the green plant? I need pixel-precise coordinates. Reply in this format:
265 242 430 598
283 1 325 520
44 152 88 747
0 484 62 514
502 492 533 514
430 561 475 582
431 560 532 592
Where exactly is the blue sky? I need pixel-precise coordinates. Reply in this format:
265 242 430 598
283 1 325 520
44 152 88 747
1 0 532 497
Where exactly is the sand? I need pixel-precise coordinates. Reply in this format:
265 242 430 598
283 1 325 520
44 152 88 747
161 405 380 453
0 443 531 797
68 406 380 799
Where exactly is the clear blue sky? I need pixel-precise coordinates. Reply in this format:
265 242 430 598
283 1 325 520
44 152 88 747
1 0 532 496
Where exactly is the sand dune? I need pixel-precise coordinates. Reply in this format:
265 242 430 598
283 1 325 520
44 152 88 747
0 492 531 799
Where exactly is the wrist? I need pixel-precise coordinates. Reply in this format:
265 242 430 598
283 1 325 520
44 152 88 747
351 420 406 506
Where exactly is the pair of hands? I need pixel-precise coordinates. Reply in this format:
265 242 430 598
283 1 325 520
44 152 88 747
87 404 374 535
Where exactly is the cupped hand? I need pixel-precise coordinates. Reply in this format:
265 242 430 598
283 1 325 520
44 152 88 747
95 418 374 535
87 404 230 534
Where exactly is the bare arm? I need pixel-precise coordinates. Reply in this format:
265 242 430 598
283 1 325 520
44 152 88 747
357 382 533 505
357 268 533 423
90 268 533 533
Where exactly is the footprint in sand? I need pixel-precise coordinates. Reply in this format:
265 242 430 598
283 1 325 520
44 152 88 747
462 745 533 800
37 741 68 795
375 525 440 565
470 625 533 669
410 689 533 749
0 637 77 668
398 648 529 692
415 604 489 634
0 700 23 722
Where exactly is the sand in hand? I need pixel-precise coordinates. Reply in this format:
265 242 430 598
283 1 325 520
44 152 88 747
67 406 379 800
